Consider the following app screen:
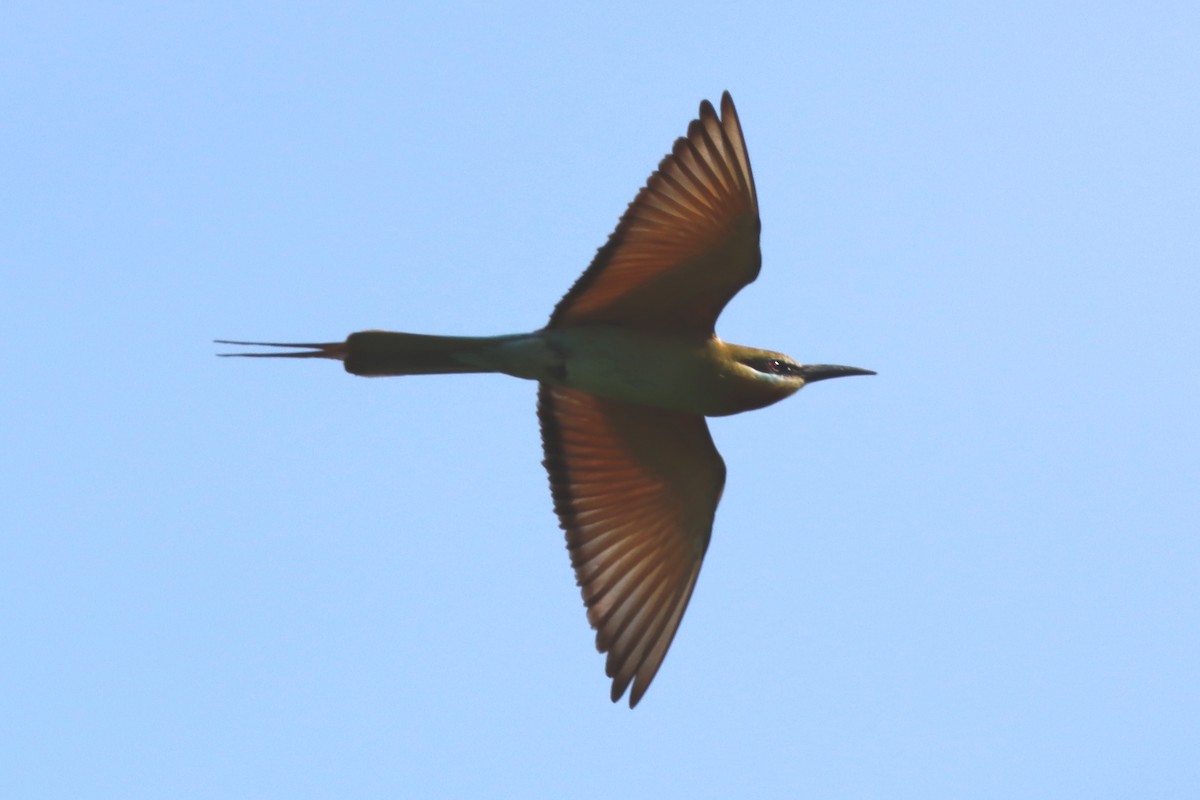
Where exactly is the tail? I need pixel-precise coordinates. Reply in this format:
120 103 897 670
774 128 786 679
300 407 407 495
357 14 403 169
216 331 510 376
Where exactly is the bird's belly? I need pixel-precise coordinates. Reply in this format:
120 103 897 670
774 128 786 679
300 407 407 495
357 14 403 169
545 327 733 415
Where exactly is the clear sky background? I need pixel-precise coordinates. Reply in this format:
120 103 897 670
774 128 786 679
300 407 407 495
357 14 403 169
3 3 1197 798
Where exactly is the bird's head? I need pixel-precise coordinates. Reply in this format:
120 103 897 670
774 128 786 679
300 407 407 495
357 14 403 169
718 344 875 414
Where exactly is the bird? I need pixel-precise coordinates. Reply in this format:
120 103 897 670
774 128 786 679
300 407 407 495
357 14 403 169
218 91 874 707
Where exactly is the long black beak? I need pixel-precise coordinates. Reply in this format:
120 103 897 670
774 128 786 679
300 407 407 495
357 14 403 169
797 363 876 383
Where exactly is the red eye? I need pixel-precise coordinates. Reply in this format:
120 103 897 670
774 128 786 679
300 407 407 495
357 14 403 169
750 358 784 374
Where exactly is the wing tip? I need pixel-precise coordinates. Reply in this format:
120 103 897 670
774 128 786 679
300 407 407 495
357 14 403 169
719 90 736 117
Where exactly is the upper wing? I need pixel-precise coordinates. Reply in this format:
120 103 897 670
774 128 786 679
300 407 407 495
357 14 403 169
547 92 761 337
538 383 726 707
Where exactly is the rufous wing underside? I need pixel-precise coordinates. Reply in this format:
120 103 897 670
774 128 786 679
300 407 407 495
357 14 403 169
538 383 726 706
548 92 761 337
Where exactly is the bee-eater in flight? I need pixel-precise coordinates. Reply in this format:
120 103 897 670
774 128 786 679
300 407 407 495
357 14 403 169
220 92 873 707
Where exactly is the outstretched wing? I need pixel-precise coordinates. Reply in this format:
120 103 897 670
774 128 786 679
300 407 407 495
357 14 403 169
548 92 761 337
538 383 726 707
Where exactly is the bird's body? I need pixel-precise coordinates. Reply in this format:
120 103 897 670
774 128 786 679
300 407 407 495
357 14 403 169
220 93 873 706
260 327 810 416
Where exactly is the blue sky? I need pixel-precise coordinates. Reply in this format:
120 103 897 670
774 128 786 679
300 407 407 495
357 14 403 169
3 3 1198 798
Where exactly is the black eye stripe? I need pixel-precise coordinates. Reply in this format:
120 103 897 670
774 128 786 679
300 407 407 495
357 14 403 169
745 358 797 376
